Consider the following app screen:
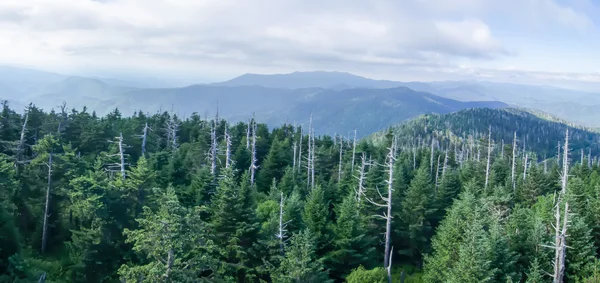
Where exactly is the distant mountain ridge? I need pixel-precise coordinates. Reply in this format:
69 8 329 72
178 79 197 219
2 65 598 135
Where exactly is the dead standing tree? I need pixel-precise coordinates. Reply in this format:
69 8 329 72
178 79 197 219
249 119 258 186
41 150 53 254
107 133 130 180
363 136 397 283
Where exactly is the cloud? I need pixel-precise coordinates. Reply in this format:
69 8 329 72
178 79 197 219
0 0 596 85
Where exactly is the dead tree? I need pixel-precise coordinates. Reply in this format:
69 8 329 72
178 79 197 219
363 137 397 283
588 149 592 168
354 153 369 207
523 153 528 181
209 118 218 176
511 131 517 191
543 129 571 283
246 119 251 149
306 115 313 189
351 129 357 172
557 141 561 167
139 122 151 155
485 125 492 190
165 114 179 151
580 149 584 166
337 135 344 183
311 128 316 189
561 129 569 194
292 140 297 171
249 120 258 186
434 155 441 190
430 138 435 174
41 151 53 254
15 108 29 166
108 133 129 179
441 149 449 182
297 126 303 173
275 192 291 254
56 102 68 135
224 125 232 169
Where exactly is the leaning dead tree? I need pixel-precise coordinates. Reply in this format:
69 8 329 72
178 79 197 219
363 137 397 283
41 151 53 254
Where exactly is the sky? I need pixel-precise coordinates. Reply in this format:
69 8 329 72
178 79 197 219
0 0 599 88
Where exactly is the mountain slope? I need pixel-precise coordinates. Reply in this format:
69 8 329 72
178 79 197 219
374 108 600 159
91 86 506 137
213 71 406 89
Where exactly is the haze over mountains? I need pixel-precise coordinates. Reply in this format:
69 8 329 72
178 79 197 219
1 65 599 136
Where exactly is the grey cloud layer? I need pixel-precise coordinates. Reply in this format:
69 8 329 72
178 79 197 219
0 0 596 83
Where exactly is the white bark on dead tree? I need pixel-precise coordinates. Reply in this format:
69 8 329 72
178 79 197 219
512 131 517 191
362 136 397 283
351 129 357 172
250 120 258 186
338 135 343 183
485 126 492 190
41 151 52 254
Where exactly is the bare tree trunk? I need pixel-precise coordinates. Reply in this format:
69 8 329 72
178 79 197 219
430 138 435 174
210 120 217 176
485 125 492 190
351 129 357 172
434 155 441 191
225 125 232 169
297 126 303 173
383 138 396 282
246 119 251 149
588 149 592 168
141 122 149 155
307 115 312 190
355 153 368 207
292 140 297 171
561 129 569 194
41 152 52 254
250 120 258 186
523 153 528 181
165 248 174 280
441 150 448 182
276 192 289 254
338 135 343 183
581 149 584 166
557 141 561 167
512 131 517 191
544 155 548 174
118 133 126 179
311 128 316 189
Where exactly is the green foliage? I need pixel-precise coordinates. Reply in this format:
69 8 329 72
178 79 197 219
346 265 386 283
0 103 599 282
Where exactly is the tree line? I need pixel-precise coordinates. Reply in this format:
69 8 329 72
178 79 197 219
0 102 599 282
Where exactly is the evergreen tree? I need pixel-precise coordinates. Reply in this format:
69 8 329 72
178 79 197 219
118 187 215 282
271 229 331 283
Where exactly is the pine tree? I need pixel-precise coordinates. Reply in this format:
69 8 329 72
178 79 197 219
524 258 545 283
301 185 330 256
271 229 331 283
210 168 259 281
326 193 375 280
565 216 596 281
399 166 436 263
118 187 215 282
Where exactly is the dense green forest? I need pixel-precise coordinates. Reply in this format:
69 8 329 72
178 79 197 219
1 102 599 282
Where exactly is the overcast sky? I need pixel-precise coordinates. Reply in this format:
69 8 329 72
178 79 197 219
0 0 599 88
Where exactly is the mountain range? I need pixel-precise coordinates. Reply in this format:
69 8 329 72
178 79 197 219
1 65 598 136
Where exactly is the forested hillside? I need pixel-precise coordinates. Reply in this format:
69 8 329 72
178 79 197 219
1 102 599 283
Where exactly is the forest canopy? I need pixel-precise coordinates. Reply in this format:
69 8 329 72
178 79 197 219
0 102 599 283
